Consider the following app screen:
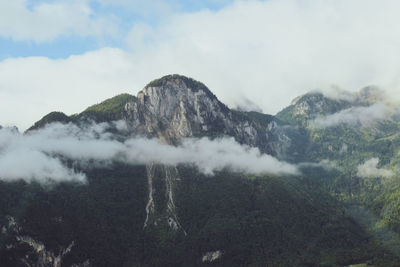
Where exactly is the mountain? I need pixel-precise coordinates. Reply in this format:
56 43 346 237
29 75 286 156
0 125 19 133
277 87 400 264
276 86 389 126
276 91 352 126
1 75 400 266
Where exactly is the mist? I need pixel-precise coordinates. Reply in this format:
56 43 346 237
357 158 393 178
312 103 391 128
0 121 298 183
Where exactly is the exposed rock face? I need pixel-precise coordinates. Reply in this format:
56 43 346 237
124 75 282 155
124 75 227 142
1 216 88 267
290 92 332 118
15 236 75 267
283 92 352 123
143 164 187 235
202 250 222 263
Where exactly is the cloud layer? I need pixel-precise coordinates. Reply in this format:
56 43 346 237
0 126 86 182
0 0 117 42
0 48 133 130
2 0 400 130
0 122 297 183
312 103 392 128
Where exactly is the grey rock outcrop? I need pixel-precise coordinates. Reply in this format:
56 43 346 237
124 74 284 155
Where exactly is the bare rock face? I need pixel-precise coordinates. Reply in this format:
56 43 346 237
290 93 327 118
124 75 282 155
202 250 222 263
143 164 187 235
1 216 89 267
125 75 231 141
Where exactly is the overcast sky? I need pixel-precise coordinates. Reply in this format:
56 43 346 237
1 0 400 130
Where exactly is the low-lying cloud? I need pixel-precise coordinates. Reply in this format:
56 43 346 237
312 103 391 128
298 159 339 171
357 158 393 178
0 121 298 183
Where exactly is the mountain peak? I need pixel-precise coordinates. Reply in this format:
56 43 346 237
126 74 232 141
356 86 385 105
290 91 324 106
276 90 352 125
77 93 136 122
145 74 217 101
27 111 71 132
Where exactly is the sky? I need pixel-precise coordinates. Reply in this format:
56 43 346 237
1 0 400 130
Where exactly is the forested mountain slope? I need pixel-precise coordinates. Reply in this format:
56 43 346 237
1 75 399 266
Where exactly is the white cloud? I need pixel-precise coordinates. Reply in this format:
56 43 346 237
94 0 175 17
0 0 117 42
0 127 86 183
123 0 400 112
312 103 391 128
0 122 298 183
3 0 400 129
0 48 136 130
357 158 393 178
124 136 298 175
298 159 340 171
94 0 232 14
319 86 358 103
340 143 348 153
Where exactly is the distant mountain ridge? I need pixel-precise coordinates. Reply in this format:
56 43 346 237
276 86 388 127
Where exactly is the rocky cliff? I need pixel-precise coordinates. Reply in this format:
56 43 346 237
124 75 286 156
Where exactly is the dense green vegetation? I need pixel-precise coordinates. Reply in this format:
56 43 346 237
175 168 386 267
0 163 148 266
27 94 136 131
231 110 276 128
146 74 218 101
276 92 352 126
74 93 136 122
276 92 400 266
27 111 71 132
0 164 391 266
